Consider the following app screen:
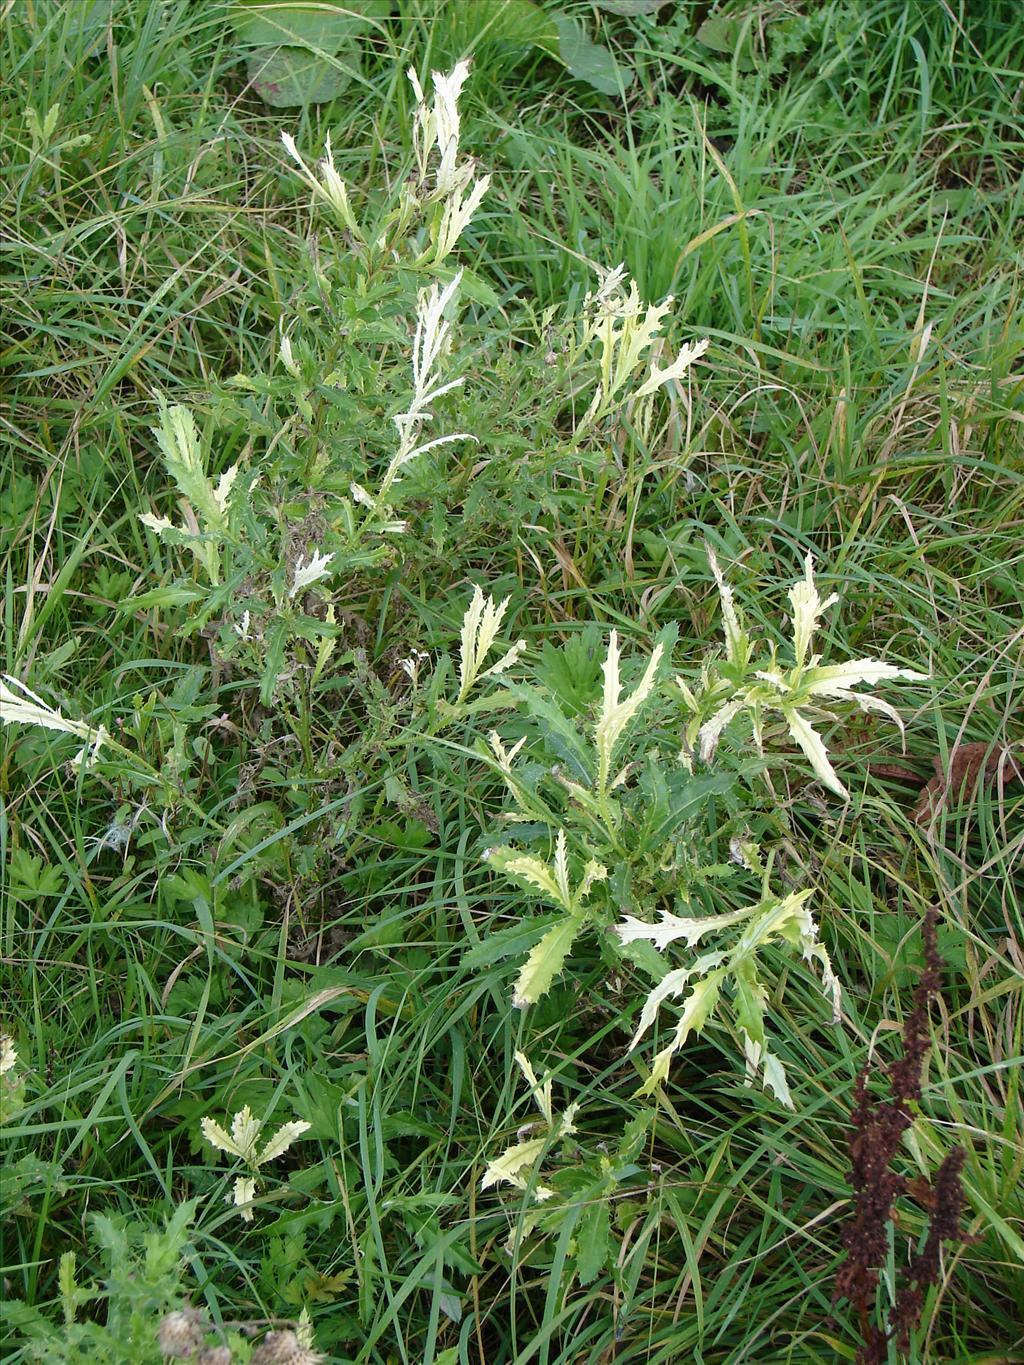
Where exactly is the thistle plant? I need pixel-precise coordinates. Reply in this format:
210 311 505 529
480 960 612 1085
138 401 244 588
469 549 925 1103
5 1199 321 1362
617 865 840 1104
200 1106 311 1222
679 549 928 798
478 626 665 1007
406 59 491 264
454 585 526 705
0 1032 25 1124
135 63 489 711
481 1051 579 1203
570 262 709 439
1 675 110 770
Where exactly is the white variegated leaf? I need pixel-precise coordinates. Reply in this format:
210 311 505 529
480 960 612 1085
638 970 725 1095
552 830 571 908
788 554 838 667
634 337 710 398
698 697 745 761
230 1106 262 1162
256 1120 311 1168
616 904 754 953
760 1051 793 1108
289 550 335 599
628 951 727 1050
486 848 568 910
201 1116 242 1158
706 548 748 668
784 707 846 797
480 1137 546 1190
512 917 583 1007
802 659 928 693
513 1051 553 1127
594 633 664 792
233 1176 258 1221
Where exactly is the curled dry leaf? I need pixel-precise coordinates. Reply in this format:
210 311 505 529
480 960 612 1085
912 741 1023 824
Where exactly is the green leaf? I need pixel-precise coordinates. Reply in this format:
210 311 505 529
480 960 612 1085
596 0 672 13
260 618 289 703
507 683 593 781
634 760 734 852
732 957 768 1059
552 14 630 95
230 0 389 49
461 915 559 969
513 916 584 1006
533 626 604 716
118 585 207 611
7 849 63 899
696 14 757 71
248 45 356 106
575 1198 610 1284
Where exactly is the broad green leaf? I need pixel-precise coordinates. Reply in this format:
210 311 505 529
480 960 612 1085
230 0 389 49
248 45 356 107
512 916 584 1007
696 14 757 71
506 683 593 781
596 0 672 12
552 14 630 96
260 618 289 704
533 626 604 716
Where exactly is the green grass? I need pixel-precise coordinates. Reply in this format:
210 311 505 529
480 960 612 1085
2 1 1023 1362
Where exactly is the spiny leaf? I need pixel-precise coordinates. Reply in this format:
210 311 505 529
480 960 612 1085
513 917 584 1007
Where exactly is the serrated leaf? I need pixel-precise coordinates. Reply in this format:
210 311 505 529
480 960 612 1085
256 1119 311 1166
117 586 207 612
461 915 559 969
575 1198 611 1284
784 705 845 797
641 969 724 1094
533 626 604 715
594 632 664 793
512 916 584 1007
480 1136 547 1189
486 846 570 910
507 683 593 781
260 618 289 705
